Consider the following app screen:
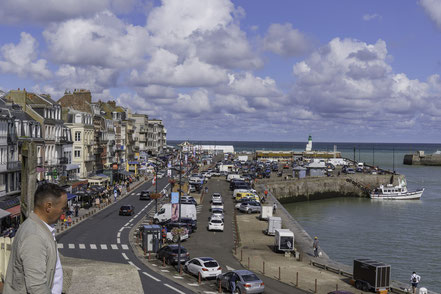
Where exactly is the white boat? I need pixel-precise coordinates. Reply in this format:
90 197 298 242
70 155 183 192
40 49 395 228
370 179 424 200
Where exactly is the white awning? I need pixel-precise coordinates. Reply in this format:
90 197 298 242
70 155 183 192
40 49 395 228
66 164 80 171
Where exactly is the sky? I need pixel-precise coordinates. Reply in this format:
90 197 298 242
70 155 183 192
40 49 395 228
1 0 441 143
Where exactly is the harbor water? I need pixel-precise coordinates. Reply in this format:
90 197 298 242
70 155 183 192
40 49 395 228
170 140 441 289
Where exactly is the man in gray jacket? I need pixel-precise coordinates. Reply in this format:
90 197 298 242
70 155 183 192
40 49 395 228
4 183 67 294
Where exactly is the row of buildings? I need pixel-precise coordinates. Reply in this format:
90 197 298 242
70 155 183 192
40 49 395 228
0 88 167 219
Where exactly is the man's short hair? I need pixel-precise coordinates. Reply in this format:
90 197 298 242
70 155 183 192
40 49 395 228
34 182 66 208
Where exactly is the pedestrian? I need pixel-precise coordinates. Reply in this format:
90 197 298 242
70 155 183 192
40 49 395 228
313 236 319 257
95 197 100 208
67 215 72 226
74 204 79 217
205 186 208 194
4 182 67 293
230 273 239 294
273 202 277 214
410 271 421 294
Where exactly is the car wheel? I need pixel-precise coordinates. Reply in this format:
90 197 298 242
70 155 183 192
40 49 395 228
247 209 252 214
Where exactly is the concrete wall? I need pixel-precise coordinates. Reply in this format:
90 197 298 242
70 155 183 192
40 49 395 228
404 153 441 165
259 174 405 203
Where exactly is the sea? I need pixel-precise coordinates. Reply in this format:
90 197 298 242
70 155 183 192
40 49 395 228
169 140 441 290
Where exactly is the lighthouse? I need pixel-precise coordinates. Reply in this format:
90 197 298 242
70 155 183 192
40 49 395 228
305 135 312 151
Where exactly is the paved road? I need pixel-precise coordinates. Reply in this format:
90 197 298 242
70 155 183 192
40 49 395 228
57 177 194 294
182 176 307 294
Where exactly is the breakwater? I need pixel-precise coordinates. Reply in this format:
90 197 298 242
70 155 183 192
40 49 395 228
259 174 404 203
403 151 441 165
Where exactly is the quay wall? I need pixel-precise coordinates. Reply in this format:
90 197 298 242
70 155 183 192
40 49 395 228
403 153 441 165
258 174 404 203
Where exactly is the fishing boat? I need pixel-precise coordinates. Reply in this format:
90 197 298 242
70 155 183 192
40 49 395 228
370 179 424 200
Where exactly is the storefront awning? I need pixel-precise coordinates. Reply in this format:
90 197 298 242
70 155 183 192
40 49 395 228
96 174 109 179
6 205 20 218
67 193 77 201
0 208 11 219
118 170 134 176
66 164 80 171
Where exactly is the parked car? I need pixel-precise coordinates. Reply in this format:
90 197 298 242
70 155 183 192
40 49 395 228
184 257 222 279
217 270 264 294
239 201 261 214
235 198 259 210
208 217 224 231
211 201 224 211
211 193 222 202
345 168 355 174
119 205 135 216
139 190 150 200
181 195 198 206
210 208 224 220
156 245 190 265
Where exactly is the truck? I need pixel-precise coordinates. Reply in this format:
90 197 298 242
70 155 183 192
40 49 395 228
353 258 390 292
266 217 282 235
273 229 294 253
153 203 197 223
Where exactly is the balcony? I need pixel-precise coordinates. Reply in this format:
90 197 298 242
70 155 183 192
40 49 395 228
37 157 43 166
7 161 21 170
59 157 68 164
0 163 7 172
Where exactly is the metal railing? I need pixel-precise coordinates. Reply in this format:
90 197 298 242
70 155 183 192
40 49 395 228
7 161 21 170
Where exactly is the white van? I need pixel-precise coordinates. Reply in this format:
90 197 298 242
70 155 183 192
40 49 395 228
226 174 243 182
153 203 197 223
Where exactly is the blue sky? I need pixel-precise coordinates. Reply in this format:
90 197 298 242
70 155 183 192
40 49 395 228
1 0 441 143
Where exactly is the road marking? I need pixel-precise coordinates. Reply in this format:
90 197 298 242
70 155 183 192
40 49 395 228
68 244 75 249
187 283 199 286
90 244 97 249
226 265 235 271
128 261 140 271
79 244 86 249
161 269 170 272
117 238 121 244
111 244 118 250
121 244 129 250
173 275 184 279
117 232 121 238
164 284 185 294
142 272 160 282
118 227 125 232
57 244 63 249
204 292 218 294
151 264 158 267
124 222 130 226
100 244 108 250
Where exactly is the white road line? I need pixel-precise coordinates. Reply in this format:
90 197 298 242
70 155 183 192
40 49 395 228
79 244 86 249
111 244 118 250
187 283 199 286
128 261 140 271
161 269 170 272
164 283 185 294
90 244 97 250
173 275 184 279
117 232 121 238
117 238 121 244
68 244 75 249
121 253 129 260
203 292 218 294
118 227 125 232
124 222 130 226
142 272 160 282
151 264 158 267
121 244 129 250
57 244 63 249
100 244 108 250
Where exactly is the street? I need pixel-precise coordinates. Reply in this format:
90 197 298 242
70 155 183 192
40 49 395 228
57 177 194 294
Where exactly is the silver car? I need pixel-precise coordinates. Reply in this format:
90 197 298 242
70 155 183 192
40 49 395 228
238 201 261 214
217 270 264 293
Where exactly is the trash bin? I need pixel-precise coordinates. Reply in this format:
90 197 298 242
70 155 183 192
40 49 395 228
140 225 162 253
419 288 428 294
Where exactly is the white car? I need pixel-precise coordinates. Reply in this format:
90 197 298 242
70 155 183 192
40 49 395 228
210 208 224 220
211 193 222 203
211 201 224 211
208 218 224 231
184 257 222 279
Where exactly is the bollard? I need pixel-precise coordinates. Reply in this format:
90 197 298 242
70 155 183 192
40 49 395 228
240 249 243 261
180 266 183 276
248 257 250 269
218 279 222 293
198 272 201 284
56 229 59 234
336 283 338 291
314 279 317 293
278 266 281 280
296 272 298 287
144 246 146 256
263 261 265 274
148 252 151 261
163 257 166 267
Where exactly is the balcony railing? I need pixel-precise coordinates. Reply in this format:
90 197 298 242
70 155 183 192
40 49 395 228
7 161 21 170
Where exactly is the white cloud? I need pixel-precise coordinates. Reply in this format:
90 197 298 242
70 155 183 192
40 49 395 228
263 23 310 57
130 48 228 87
174 89 211 115
224 72 282 98
362 13 381 21
137 85 177 99
420 0 441 30
43 11 150 68
0 32 51 79
0 0 138 24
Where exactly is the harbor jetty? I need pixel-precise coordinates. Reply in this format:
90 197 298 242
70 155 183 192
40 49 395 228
403 150 441 165
259 173 403 203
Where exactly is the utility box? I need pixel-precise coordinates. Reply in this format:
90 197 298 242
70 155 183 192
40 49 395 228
353 258 390 292
274 229 294 253
140 225 162 253
266 216 282 235
260 205 273 220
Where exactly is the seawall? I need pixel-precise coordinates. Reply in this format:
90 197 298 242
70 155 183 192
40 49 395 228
258 174 404 203
404 153 441 165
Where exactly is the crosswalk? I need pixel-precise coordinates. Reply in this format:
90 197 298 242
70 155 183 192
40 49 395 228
57 243 129 250
196 205 203 214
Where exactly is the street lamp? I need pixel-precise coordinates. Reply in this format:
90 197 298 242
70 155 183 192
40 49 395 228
170 150 184 274
148 151 160 213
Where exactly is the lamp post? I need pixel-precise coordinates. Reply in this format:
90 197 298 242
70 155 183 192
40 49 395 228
177 149 183 274
148 150 159 213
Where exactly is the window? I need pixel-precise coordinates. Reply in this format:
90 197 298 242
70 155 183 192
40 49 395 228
74 150 81 158
75 131 81 142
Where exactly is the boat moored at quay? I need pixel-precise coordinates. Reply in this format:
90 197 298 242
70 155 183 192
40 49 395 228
370 179 424 200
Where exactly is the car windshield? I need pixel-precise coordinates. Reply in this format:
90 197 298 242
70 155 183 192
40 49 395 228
241 274 259 282
204 261 219 268
171 248 187 253
121 206 131 210
211 219 223 224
